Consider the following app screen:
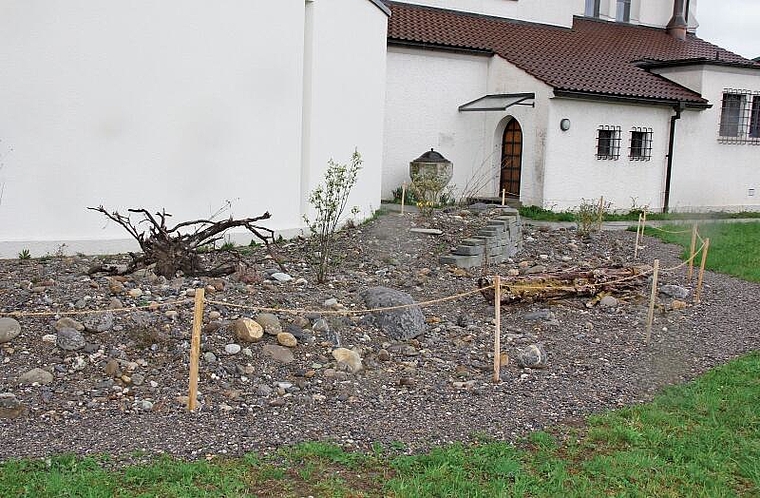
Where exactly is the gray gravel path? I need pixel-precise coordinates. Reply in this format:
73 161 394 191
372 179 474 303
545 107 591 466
1 211 758 462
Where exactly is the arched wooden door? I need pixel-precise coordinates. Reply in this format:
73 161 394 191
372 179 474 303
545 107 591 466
500 119 522 198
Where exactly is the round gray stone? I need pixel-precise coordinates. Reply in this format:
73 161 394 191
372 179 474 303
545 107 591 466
57 327 86 351
225 343 241 355
0 317 21 343
18 368 54 386
517 343 548 368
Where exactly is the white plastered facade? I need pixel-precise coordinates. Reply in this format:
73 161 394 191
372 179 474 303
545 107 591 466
383 1 760 214
0 0 388 258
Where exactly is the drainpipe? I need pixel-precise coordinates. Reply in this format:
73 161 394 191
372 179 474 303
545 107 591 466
663 102 684 213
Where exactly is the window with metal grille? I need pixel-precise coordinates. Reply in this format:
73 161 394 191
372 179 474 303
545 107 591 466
629 127 652 160
596 125 621 160
585 0 600 17
750 96 760 139
718 89 760 144
616 0 631 22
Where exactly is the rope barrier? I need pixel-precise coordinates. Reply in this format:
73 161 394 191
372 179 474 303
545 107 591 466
658 239 706 274
205 285 492 316
0 226 710 321
0 298 194 318
643 225 692 235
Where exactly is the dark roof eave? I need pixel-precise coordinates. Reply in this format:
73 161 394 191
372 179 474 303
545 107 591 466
553 90 711 109
637 58 760 71
388 38 493 56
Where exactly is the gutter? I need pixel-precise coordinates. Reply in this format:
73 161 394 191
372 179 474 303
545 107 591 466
663 102 685 213
552 90 709 109
387 39 493 57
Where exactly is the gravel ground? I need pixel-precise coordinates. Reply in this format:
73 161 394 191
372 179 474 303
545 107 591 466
1 208 758 462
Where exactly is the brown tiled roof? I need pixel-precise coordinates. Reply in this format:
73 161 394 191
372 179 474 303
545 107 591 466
386 2 757 105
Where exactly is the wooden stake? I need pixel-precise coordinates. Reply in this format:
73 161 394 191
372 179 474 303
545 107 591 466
501 189 506 206
493 275 501 383
687 224 697 282
695 238 710 304
634 212 643 260
645 259 659 343
400 183 406 216
598 196 604 225
642 206 647 227
188 287 205 412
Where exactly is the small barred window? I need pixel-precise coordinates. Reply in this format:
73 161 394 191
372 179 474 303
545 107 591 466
718 89 760 145
596 125 621 160
629 127 653 160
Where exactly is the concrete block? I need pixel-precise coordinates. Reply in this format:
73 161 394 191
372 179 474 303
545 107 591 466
439 254 483 269
461 238 485 246
455 244 484 256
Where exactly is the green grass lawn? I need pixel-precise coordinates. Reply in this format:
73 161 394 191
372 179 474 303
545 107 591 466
3 221 759 497
643 221 760 282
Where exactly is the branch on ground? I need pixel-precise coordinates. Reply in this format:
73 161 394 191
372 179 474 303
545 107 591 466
87 205 286 278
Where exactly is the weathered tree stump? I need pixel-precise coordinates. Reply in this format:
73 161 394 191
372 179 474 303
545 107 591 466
478 266 649 305
88 206 285 278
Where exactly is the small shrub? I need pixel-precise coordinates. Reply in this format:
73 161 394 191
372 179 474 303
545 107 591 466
304 149 362 283
409 174 447 215
574 198 610 237
17 249 31 260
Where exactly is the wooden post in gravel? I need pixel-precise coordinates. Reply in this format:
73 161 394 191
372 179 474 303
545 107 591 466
634 212 643 260
597 196 604 226
687 224 698 282
646 259 659 344
400 183 407 216
188 287 205 412
493 275 501 383
695 238 711 304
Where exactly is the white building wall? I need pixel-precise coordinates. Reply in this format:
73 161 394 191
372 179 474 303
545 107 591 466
397 0 583 27
0 1 306 257
482 57 553 206
383 46 490 199
0 0 388 258
668 66 760 212
543 99 673 211
301 0 388 224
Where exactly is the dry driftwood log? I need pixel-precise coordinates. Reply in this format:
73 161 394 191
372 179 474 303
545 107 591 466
87 206 285 278
478 266 650 305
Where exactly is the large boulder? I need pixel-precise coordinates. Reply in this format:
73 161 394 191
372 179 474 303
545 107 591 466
360 287 425 341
